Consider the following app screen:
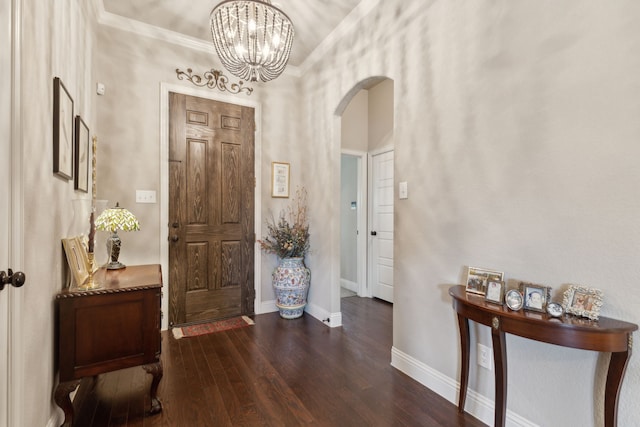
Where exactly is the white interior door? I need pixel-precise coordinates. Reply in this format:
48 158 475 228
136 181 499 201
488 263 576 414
370 150 394 303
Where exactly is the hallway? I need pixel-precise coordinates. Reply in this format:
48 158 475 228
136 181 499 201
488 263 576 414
71 297 484 426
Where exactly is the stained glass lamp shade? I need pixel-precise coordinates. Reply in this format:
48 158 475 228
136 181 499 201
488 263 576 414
95 202 140 270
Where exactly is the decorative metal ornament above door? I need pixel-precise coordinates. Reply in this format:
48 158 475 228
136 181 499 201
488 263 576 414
176 68 254 95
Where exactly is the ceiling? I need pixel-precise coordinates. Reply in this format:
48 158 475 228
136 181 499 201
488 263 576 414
101 0 364 68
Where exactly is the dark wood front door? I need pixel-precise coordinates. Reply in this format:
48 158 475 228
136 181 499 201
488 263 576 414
168 92 255 326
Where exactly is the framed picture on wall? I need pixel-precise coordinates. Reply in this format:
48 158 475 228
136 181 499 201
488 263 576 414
271 162 290 198
53 77 74 180
74 115 89 192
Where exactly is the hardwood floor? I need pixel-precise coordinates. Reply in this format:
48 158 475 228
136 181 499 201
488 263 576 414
72 296 485 426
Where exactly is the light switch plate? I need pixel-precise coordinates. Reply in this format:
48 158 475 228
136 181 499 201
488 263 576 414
136 190 156 204
399 181 408 199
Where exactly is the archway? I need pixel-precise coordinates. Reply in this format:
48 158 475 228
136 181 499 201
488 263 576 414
336 76 395 311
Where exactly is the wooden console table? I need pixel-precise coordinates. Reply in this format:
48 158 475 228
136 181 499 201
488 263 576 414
449 285 637 427
55 264 163 427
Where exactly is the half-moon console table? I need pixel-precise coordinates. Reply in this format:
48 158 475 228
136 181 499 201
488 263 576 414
449 285 637 427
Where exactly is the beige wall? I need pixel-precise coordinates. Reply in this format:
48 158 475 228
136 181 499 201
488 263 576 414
17 0 98 425
367 79 394 152
341 89 368 151
301 1 640 426
95 24 305 318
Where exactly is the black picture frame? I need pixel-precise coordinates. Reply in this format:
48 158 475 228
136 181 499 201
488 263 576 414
53 77 74 180
74 115 89 192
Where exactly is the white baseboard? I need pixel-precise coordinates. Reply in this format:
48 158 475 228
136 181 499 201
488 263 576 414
340 278 358 292
305 301 342 327
258 299 342 327
258 299 278 314
390 347 538 427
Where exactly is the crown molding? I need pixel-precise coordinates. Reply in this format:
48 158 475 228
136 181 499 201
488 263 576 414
98 8 212 54
97 0 301 78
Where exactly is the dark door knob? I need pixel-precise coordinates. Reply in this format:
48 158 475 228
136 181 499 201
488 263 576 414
171 235 179 242
172 222 179 228
371 231 377 236
0 269 26 291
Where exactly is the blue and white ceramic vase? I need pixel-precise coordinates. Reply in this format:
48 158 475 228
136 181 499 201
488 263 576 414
272 257 311 319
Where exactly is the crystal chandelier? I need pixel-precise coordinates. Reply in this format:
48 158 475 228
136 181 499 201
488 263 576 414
210 0 295 83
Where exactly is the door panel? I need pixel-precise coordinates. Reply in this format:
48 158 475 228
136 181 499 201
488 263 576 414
169 93 255 325
371 150 394 303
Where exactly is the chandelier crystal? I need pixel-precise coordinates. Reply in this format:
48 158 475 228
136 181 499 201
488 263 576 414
210 0 295 83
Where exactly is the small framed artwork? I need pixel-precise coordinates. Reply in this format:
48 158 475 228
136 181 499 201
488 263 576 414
520 282 551 313
62 236 89 288
505 289 523 311
546 302 564 318
74 115 90 192
271 162 290 198
562 285 603 321
465 266 504 295
485 280 505 304
53 77 74 180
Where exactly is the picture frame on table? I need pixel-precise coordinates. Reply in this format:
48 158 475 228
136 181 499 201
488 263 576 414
562 285 603 321
465 266 504 295
74 115 90 192
53 77 74 180
271 162 290 198
546 302 564 318
520 282 551 313
505 289 523 311
62 236 89 288
484 279 505 304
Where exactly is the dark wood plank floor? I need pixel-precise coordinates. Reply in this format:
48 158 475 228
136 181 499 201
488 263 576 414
72 296 485 426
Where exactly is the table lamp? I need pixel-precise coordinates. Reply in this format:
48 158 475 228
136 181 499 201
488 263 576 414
95 202 140 269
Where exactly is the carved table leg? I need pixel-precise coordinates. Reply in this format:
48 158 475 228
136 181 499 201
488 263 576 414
604 348 631 427
54 379 81 427
456 314 470 413
143 361 163 415
491 324 507 427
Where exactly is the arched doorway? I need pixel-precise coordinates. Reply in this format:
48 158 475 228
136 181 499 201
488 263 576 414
336 77 395 308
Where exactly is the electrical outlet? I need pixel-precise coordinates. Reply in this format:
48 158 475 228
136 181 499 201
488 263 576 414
477 343 492 370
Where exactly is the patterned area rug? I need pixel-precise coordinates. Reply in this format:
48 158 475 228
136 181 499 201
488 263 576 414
172 316 254 339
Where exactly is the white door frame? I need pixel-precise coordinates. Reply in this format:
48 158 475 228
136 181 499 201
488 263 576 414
340 149 368 297
0 0 11 417
1 0 24 425
159 82 262 330
368 146 394 302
